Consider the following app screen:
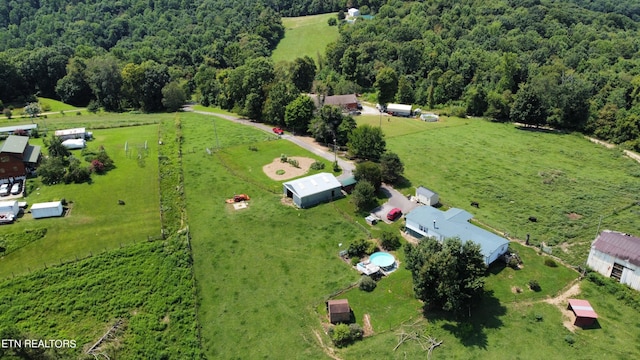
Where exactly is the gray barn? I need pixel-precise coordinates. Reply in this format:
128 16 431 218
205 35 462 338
283 173 342 208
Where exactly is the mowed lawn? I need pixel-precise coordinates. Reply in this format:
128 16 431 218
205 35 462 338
357 115 640 266
181 116 364 358
272 13 339 64
0 124 161 278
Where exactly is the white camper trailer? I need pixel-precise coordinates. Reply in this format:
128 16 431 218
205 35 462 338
31 201 64 219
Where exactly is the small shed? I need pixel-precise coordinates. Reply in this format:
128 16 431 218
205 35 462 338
327 299 351 324
339 176 357 194
587 230 640 291
283 173 342 208
416 186 439 206
567 299 598 327
348 8 360 17
0 200 19 216
31 201 64 219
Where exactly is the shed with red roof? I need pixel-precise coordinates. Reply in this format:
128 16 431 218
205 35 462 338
567 299 598 327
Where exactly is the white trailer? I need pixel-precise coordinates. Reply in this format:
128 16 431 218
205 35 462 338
386 103 412 116
0 200 19 216
31 201 64 219
61 138 86 149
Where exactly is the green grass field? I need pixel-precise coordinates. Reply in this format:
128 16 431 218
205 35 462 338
356 115 640 266
0 124 162 278
272 13 340 64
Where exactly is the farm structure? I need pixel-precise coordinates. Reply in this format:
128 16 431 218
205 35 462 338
586 230 640 291
405 206 509 265
415 186 439 206
327 299 351 324
386 103 412 116
339 175 357 193
54 127 91 141
31 201 64 219
0 200 19 216
0 124 38 136
282 173 342 208
0 135 41 178
567 299 598 327
61 139 86 149
309 94 359 112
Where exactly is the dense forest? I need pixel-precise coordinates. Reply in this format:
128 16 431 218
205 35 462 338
1 0 640 149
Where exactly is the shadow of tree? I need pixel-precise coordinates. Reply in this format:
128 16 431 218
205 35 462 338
426 290 507 349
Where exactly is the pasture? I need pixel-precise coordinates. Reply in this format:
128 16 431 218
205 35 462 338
0 124 162 278
356 115 640 266
272 13 340 64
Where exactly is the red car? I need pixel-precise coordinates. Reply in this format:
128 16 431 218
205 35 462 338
272 127 284 135
387 208 402 221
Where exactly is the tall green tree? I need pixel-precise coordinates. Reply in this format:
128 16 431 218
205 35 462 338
380 152 404 184
510 83 548 127
290 56 316 92
351 180 376 212
46 136 70 159
161 81 187 112
285 95 315 134
85 55 122 111
353 161 382 190
264 80 300 127
405 237 487 315
348 125 386 161
56 57 92 106
375 67 398 105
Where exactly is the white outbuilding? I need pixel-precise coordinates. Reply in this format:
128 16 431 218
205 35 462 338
415 186 439 206
587 230 640 291
386 103 412 116
31 201 64 219
283 173 342 208
348 8 360 17
0 200 20 216
61 138 86 149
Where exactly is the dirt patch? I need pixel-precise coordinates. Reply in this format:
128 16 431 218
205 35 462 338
362 314 374 336
544 281 582 332
263 156 316 180
567 212 582 220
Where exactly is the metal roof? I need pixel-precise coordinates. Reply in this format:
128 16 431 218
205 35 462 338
31 201 63 210
568 299 598 319
327 299 350 314
283 173 341 198
0 124 38 133
416 186 437 197
323 94 358 106
0 135 29 154
386 103 412 111
22 145 41 163
592 230 640 267
339 176 357 187
406 206 508 262
54 128 86 137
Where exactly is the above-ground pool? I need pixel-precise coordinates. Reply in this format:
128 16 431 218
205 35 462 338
369 252 396 268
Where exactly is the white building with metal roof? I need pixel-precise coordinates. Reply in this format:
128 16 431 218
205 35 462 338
283 173 342 208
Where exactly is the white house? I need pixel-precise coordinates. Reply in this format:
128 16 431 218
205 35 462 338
587 230 640 291
348 8 360 17
283 173 342 208
405 206 509 265
386 103 412 116
415 186 439 206
31 201 64 219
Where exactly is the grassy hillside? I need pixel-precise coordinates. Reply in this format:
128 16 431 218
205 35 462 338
272 13 340 64
356 114 640 266
0 123 162 278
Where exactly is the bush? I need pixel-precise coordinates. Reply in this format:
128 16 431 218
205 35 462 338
328 17 337 26
534 314 543 322
350 256 360 266
508 257 520 269
347 239 369 258
528 279 541 291
333 161 341 172
544 258 558 267
3 108 12 119
329 324 352 347
380 230 401 250
287 158 299 168
280 154 287 163
359 276 376 292
87 100 100 113
565 335 575 345
348 323 363 340
310 160 325 170
248 145 258 151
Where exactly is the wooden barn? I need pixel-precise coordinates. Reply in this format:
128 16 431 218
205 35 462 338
586 230 640 291
327 299 351 324
0 135 41 178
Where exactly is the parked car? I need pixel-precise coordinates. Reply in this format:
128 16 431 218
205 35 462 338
387 208 402 221
10 181 22 195
0 184 9 196
272 127 284 135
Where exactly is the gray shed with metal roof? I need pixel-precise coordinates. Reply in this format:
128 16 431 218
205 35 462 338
283 173 342 208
